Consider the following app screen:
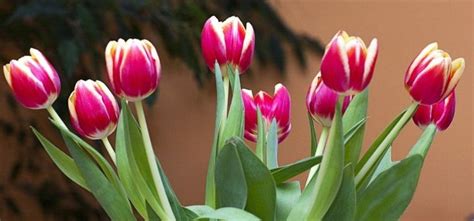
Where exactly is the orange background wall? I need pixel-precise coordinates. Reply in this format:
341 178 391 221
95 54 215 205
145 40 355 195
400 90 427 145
0 1 472 220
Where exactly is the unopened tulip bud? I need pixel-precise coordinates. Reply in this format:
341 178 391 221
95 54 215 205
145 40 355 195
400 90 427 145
412 91 455 131
201 16 255 73
242 84 291 143
68 80 119 140
405 43 464 105
105 38 161 101
3 48 60 109
320 31 378 95
306 73 352 127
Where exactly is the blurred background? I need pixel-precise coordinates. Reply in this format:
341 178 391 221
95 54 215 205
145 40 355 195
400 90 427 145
0 0 472 220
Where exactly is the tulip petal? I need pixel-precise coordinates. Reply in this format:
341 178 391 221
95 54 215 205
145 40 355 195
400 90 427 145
201 16 226 71
361 38 378 91
442 58 465 99
238 22 255 73
412 104 432 129
8 60 50 109
321 33 350 92
272 84 291 130
432 92 455 131
406 42 439 82
242 89 258 135
409 57 450 104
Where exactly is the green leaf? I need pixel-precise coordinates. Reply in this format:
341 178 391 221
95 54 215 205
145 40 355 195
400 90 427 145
408 124 437 158
355 155 424 221
215 143 248 209
58 129 136 220
270 156 322 184
186 205 215 217
50 120 129 201
205 61 226 207
195 207 260 221
323 164 356 221
215 137 276 220
220 67 244 146
115 101 165 218
266 119 279 169
343 118 366 144
343 89 368 168
308 112 318 156
369 146 395 184
276 181 301 221
31 128 88 191
146 201 160 221
288 98 344 220
256 108 266 161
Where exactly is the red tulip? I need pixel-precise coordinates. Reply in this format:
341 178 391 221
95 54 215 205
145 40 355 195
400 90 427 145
412 91 455 131
320 31 378 95
3 48 60 109
68 80 119 140
242 84 291 143
105 38 161 101
201 16 255 73
306 73 352 127
405 43 464 105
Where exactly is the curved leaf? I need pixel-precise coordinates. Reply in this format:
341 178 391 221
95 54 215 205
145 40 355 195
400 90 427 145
271 156 322 184
323 164 356 221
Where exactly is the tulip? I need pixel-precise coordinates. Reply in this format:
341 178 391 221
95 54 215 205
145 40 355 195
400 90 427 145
306 73 352 127
3 48 60 109
201 16 255 73
320 31 378 95
242 84 291 143
404 43 464 105
68 80 119 140
412 91 455 131
105 38 161 101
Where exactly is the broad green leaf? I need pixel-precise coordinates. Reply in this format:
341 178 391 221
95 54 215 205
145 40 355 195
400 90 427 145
307 112 318 156
270 156 322 184
115 102 165 218
256 108 266 161
355 155 424 221
276 181 301 221
205 61 226 207
216 137 276 220
186 205 215 217
323 164 356 221
51 120 129 201
288 98 344 220
408 124 437 158
215 143 248 209
59 130 136 220
146 201 160 221
343 118 366 144
196 207 260 221
343 89 368 168
369 146 395 184
220 67 244 147
31 128 88 191
266 119 279 169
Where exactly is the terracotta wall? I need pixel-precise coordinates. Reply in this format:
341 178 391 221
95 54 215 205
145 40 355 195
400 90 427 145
0 1 472 220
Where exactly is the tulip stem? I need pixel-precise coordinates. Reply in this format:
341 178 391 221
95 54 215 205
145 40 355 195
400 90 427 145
355 102 418 186
101 137 116 165
134 101 175 221
305 126 329 187
46 106 67 129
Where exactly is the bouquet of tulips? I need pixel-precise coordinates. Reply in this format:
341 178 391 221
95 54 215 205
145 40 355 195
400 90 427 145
3 15 465 221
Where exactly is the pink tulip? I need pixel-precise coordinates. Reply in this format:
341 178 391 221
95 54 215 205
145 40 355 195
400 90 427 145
68 80 120 140
306 73 352 127
3 48 60 109
320 31 378 95
242 84 291 143
412 91 455 131
105 38 161 101
405 43 464 105
201 16 255 73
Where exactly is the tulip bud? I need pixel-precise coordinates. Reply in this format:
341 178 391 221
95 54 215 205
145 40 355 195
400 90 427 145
68 80 120 140
201 16 255 73
105 38 161 101
3 48 60 109
320 31 378 95
412 91 455 131
405 43 464 105
242 84 291 143
306 73 352 127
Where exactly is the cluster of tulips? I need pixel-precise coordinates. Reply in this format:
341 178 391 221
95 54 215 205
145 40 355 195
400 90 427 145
3 15 465 221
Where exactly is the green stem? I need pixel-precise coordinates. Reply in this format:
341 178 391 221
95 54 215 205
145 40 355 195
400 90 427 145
218 75 230 147
305 126 329 187
134 101 175 221
101 137 116 165
46 106 67 129
355 102 418 185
